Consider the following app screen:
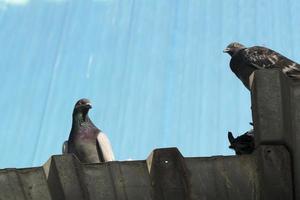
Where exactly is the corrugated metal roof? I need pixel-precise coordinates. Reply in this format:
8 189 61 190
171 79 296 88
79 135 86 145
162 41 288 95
0 146 293 200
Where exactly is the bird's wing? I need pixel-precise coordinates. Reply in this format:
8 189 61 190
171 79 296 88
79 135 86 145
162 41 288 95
62 141 68 154
242 46 300 73
97 132 115 162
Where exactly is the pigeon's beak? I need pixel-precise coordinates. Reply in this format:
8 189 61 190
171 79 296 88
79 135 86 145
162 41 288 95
223 48 230 53
85 103 92 109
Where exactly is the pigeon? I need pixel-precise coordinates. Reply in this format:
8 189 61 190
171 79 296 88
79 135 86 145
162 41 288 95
63 98 115 163
228 129 254 155
223 42 300 90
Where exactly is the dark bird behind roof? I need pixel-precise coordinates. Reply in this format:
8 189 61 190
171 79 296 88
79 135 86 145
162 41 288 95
224 42 300 90
228 129 254 155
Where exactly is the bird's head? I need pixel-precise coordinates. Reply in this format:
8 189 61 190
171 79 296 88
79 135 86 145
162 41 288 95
228 131 254 155
73 98 92 119
223 42 246 56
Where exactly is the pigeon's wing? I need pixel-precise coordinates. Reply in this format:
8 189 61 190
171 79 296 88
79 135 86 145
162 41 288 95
62 141 68 154
242 46 300 73
97 132 115 162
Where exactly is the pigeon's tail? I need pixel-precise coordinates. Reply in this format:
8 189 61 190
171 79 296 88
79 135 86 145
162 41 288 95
228 131 235 145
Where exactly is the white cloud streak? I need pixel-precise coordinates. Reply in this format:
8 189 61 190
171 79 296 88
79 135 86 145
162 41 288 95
0 0 29 6
0 0 70 8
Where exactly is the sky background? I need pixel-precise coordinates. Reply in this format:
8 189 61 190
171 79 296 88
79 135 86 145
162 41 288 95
0 0 300 168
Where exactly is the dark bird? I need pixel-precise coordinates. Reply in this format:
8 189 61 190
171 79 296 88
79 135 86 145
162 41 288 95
228 129 254 155
63 98 115 163
223 42 300 90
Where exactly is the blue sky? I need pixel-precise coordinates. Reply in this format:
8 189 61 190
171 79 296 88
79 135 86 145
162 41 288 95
0 0 300 168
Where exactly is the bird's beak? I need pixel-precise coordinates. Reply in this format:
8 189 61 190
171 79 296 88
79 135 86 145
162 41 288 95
85 103 92 109
223 48 230 53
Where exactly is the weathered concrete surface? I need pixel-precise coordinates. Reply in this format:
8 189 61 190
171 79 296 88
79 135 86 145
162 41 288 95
251 69 300 199
0 169 28 200
0 146 293 200
251 69 292 146
187 145 292 200
43 154 89 200
0 168 52 200
146 148 190 200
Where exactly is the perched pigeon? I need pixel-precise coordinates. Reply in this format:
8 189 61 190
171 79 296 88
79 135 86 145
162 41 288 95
228 129 254 155
63 98 115 163
223 42 300 90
